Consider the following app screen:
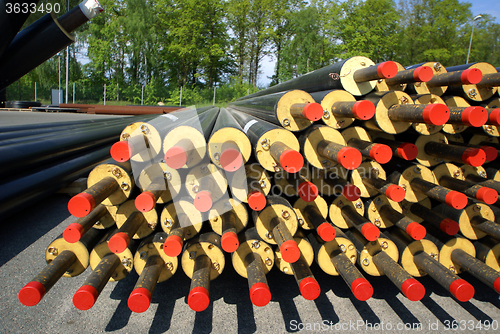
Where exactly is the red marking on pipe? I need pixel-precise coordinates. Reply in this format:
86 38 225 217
164 235 184 257
317 222 336 242
135 191 157 212
68 193 95 218
249 282 272 307
247 191 266 211
73 285 99 310
220 148 243 172
108 232 130 254
302 103 323 121
401 278 425 301
164 146 187 169
461 106 488 127
376 61 398 79
188 286 210 312
343 184 361 201
476 187 498 205
461 68 483 85
440 218 460 235
422 104 450 125
413 66 434 82
444 191 468 210
18 281 46 306
352 100 375 120
194 191 213 212
397 143 419 161
449 279 475 302
297 181 319 202
337 147 362 170
63 223 85 243
299 277 321 300
386 185 406 202
279 149 304 174
280 240 301 263
360 223 380 241
221 231 239 253
128 287 152 313
462 147 486 167
369 144 392 164
406 222 426 240
350 277 373 301
110 141 133 162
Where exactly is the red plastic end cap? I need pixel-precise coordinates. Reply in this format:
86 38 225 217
18 281 46 306
461 106 488 127
444 191 468 210
188 286 210 312
317 222 336 242
68 192 95 218
494 277 500 294
128 287 152 313
401 278 425 301
413 66 434 82
302 103 323 121
220 147 243 172
440 218 460 235
280 240 301 264
449 279 475 302
63 223 85 243
249 282 272 307
360 223 380 241
376 61 398 79
108 232 130 254
221 231 239 253
247 191 266 211
489 109 500 126
461 68 483 85
135 191 156 212
299 277 321 300
164 146 187 169
352 100 375 120
73 285 99 310
110 141 133 162
462 147 486 167
397 143 419 161
476 187 498 205
481 146 498 162
164 235 183 257
406 222 426 240
297 181 319 202
386 184 406 202
350 277 373 301
343 184 361 201
336 147 362 170
194 191 213 212
422 104 450 126
279 149 304 174
369 144 393 164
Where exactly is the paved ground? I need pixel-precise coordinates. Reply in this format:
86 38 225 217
0 193 499 334
1 110 499 333
0 110 123 125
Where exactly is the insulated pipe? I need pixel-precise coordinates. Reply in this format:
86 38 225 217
229 90 323 132
235 57 398 100
0 0 103 91
208 108 251 171
228 109 303 173
18 228 104 306
0 0 41 59
232 228 274 307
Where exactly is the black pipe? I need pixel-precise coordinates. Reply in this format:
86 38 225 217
0 146 110 220
0 0 41 59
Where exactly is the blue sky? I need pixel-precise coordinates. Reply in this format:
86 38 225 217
258 0 500 86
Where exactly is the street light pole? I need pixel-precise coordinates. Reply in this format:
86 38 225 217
466 14 482 64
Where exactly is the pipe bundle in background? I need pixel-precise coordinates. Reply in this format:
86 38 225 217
16 55 500 324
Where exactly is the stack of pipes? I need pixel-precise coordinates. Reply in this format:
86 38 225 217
18 56 500 316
